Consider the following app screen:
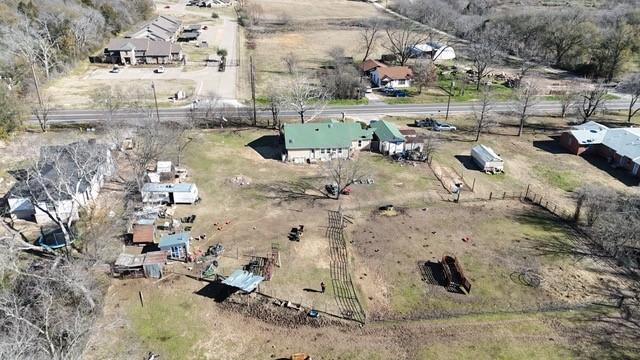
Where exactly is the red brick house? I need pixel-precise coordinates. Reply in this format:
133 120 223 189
560 121 640 177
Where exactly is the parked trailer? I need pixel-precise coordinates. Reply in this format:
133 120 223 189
471 144 504 174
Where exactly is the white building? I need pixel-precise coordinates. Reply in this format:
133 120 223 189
281 121 374 163
6 140 114 224
141 183 199 204
370 66 413 88
410 43 456 62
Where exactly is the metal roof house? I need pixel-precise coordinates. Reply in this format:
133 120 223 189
6 140 114 224
560 121 640 177
280 121 374 163
159 232 190 261
141 183 199 204
370 120 406 155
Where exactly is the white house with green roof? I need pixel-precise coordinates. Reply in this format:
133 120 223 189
281 122 373 163
370 120 406 155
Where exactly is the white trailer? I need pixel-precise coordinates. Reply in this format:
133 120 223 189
471 145 504 174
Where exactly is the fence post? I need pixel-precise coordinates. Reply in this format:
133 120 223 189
471 178 476 192
503 192 506 199
489 192 493 200
525 184 530 199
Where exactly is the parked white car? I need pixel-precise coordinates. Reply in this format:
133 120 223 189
154 66 165 74
434 122 457 131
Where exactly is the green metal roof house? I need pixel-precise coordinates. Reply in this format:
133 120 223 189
281 122 373 163
370 120 406 155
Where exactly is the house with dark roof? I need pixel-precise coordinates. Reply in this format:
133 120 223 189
128 15 183 42
371 65 413 88
6 140 114 224
280 121 374 163
359 59 387 76
560 121 640 177
104 38 183 65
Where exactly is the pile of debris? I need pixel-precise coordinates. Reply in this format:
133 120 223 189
228 175 252 186
391 149 427 162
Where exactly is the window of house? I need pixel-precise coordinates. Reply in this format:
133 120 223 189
338 148 343 154
398 80 406 85
358 140 362 147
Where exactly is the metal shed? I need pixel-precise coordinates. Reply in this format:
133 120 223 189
471 144 504 174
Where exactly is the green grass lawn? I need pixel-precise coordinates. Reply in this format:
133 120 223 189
128 294 207 360
533 165 580 192
384 77 514 105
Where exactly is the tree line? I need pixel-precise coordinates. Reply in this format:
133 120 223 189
0 0 154 137
393 0 640 81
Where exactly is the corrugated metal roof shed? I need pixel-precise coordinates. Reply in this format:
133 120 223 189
143 251 168 265
132 224 154 243
159 232 190 248
142 183 195 193
371 120 406 143
222 270 264 292
115 253 145 268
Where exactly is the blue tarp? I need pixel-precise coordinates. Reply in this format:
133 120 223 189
222 270 264 292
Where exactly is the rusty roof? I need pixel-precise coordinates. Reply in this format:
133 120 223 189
376 66 413 80
132 223 154 243
143 251 168 265
359 59 387 72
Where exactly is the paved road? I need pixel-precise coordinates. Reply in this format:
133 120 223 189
36 100 632 124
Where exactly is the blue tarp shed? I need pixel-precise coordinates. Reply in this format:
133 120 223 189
158 232 190 261
222 270 264 292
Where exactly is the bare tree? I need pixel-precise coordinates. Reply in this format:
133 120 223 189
89 85 126 123
513 79 540 136
472 85 496 142
411 59 437 94
558 83 580 119
542 10 594 67
123 118 173 195
578 83 608 122
21 141 112 249
281 52 298 75
31 95 54 133
265 87 284 129
422 132 441 163
166 121 195 167
0 238 100 360
323 158 367 200
283 74 327 124
593 20 636 82
383 23 426 66
468 30 501 90
359 18 382 63
617 73 640 123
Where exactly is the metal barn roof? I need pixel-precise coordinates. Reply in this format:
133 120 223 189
222 270 264 292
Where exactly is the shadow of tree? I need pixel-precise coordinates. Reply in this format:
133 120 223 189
254 177 330 204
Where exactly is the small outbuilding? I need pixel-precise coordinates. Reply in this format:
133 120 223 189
131 223 155 245
371 120 406 155
141 183 199 204
471 145 504 174
112 251 167 279
159 232 190 261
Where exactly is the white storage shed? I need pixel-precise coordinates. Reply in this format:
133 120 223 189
471 145 504 174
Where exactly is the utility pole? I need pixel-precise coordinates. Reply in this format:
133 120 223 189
151 82 160 122
441 81 455 121
250 56 257 126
